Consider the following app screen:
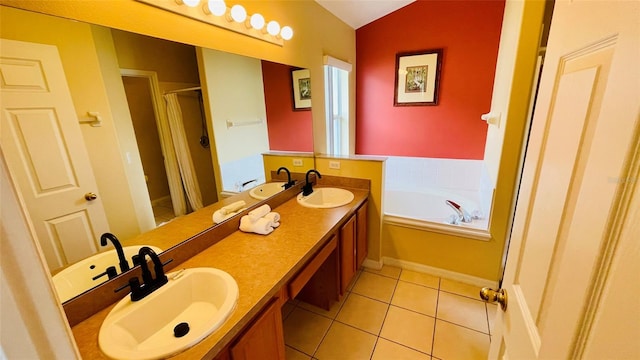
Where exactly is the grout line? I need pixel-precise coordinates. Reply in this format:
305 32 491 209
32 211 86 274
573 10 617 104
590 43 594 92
367 272 400 360
387 303 436 320
310 290 352 358
485 302 492 336
436 317 492 336
376 336 434 357
431 286 441 358
439 288 486 302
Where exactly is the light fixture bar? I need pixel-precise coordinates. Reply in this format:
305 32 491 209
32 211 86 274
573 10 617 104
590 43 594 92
136 0 284 46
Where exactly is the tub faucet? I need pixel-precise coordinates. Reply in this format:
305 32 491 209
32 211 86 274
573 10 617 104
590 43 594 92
303 169 322 196
277 167 296 189
445 200 472 223
100 232 130 273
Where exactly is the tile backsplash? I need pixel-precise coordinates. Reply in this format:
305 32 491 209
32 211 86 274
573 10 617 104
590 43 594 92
385 156 495 218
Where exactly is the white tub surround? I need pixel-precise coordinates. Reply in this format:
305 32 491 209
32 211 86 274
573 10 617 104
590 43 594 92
383 157 494 239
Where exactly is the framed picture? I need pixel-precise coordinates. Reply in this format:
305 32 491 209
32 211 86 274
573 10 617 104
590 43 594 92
394 49 443 106
291 68 312 110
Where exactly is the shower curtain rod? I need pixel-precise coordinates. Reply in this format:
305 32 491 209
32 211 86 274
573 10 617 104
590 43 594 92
164 86 201 94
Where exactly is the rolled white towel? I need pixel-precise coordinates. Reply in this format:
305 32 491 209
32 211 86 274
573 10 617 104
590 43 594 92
239 215 274 235
263 212 280 228
247 204 271 223
213 208 245 224
220 200 246 215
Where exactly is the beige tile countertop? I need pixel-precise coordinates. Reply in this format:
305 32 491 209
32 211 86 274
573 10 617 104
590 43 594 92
71 186 368 360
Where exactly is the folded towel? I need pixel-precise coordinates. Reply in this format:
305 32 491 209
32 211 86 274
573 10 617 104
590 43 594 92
263 212 280 228
247 204 271 223
220 200 246 215
213 208 245 224
239 215 274 235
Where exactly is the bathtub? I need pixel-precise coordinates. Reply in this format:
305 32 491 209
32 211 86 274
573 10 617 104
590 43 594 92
383 188 490 240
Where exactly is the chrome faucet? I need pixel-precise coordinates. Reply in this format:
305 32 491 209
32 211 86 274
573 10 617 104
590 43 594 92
101 233 130 273
277 166 296 189
302 169 322 196
116 246 171 302
445 200 472 224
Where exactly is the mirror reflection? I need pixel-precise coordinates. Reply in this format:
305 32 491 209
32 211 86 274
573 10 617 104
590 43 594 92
0 6 313 302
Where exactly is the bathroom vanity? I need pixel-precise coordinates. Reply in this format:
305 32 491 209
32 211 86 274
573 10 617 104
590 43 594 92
70 177 369 359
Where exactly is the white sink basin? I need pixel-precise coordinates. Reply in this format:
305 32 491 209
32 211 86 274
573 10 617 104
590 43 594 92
99 267 238 360
249 182 286 200
297 187 355 208
52 245 162 303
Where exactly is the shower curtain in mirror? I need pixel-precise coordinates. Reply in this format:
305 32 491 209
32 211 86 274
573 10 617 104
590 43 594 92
163 93 203 213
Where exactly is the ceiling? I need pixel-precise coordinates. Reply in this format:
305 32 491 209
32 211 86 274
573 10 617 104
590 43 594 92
315 0 416 29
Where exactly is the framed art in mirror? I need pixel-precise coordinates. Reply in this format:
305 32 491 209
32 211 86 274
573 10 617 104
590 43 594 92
394 48 443 106
291 68 311 110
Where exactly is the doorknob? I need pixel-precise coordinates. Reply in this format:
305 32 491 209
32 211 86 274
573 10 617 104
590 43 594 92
480 287 508 311
84 192 98 201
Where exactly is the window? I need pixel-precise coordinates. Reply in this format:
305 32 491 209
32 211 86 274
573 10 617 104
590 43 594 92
323 56 352 156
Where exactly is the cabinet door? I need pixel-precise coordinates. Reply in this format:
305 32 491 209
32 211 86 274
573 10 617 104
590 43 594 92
356 201 368 267
340 215 356 295
230 299 285 360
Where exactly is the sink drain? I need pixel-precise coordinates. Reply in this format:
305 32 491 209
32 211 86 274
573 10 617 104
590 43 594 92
173 322 190 338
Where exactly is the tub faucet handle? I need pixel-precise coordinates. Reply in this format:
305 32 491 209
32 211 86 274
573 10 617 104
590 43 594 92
445 200 472 223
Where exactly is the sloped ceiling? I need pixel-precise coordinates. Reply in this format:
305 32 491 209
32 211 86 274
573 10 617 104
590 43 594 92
315 0 416 29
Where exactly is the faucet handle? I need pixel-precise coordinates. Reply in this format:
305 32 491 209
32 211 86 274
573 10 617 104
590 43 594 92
115 277 141 294
92 266 118 281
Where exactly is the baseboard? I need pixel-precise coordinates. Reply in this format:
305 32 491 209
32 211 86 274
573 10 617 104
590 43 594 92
361 258 383 270
382 256 498 288
150 195 171 207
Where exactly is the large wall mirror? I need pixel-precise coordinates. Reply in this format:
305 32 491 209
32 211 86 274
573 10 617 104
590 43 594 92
0 6 314 303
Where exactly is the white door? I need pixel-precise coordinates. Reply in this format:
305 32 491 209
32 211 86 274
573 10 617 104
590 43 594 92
488 1 639 358
0 39 110 271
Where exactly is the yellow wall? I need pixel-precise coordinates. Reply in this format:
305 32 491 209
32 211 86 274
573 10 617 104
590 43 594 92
0 7 149 240
111 29 200 83
315 156 386 263
262 154 316 181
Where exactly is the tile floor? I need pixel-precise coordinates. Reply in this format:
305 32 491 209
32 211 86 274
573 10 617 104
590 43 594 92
151 197 175 226
283 265 497 360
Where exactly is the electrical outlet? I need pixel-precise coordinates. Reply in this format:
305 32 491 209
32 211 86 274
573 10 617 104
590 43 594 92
293 158 303 167
329 161 341 169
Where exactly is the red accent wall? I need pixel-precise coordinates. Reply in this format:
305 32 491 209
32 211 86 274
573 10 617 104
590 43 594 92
356 0 505 159
262 61 313 152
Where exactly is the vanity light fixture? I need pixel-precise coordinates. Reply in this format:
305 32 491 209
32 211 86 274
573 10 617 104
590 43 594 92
280 26 293 41
177 0 200 7
249 13 265 30
229 4 247 22
138 0 292 46
266 20 280 36
204 0 226 16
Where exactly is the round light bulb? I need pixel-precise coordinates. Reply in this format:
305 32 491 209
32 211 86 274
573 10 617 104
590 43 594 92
230 4 247 22
280 26 293 40
250 13 265 30
266 20 280 36
207 0 226 16
181 0 200 7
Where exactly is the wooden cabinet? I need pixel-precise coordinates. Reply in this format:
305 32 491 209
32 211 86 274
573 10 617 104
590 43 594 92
339 200 368 295
356 201 368 268
339 214 357 295
230 298 285 360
